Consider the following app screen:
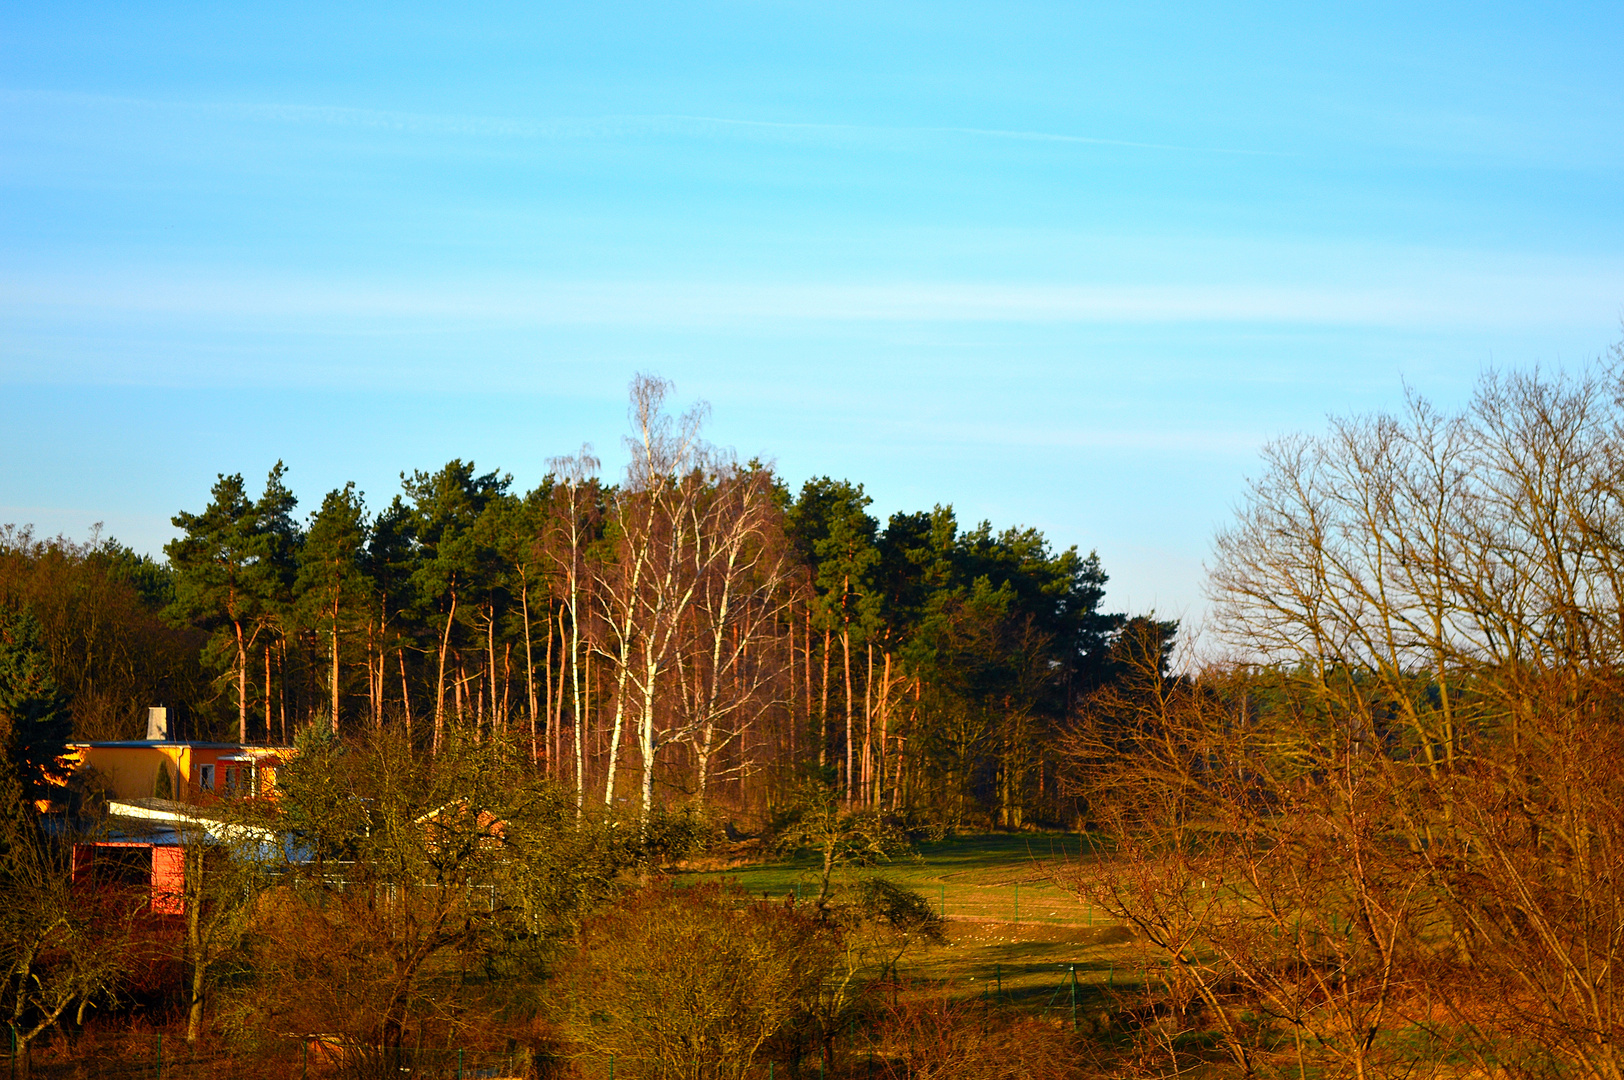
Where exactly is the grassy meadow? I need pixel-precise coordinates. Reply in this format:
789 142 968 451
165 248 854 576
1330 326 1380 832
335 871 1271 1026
681 832 1145 1015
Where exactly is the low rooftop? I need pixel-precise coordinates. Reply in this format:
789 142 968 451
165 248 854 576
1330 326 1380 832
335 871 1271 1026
68 741 293 750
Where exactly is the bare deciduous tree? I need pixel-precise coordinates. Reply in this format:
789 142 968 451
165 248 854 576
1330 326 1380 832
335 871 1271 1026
545 446 601 814
1073 360 1624 1078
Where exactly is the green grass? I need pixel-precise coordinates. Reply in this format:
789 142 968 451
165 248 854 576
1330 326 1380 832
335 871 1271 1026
681 832 1148 1012
686 832 1101 922
678 833 1486 1074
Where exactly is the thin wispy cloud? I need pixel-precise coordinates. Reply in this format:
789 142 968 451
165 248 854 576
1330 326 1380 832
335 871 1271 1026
0 89 1285 157
3 272 1618 331
868 414 1269 457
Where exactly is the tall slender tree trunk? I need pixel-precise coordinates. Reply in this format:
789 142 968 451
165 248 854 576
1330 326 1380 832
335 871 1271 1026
525 583 539 763
501 643 512 733
553 608 567 780
863 641 874 806
433 590 458 754
843 626 854 802
264 646 273 744
278 637 289 743
694 548 742 805
398 648 412 742
638 645 660 827
185 844 206 1045
603 646 636 808
787 617 797 765
878 650 893 807
820 624 831 768
697 701 715 801
234 620 248 743
486 606 498 734
455 658 467 731
375 628 385 729
804 604 813 762
367 619 379 728
329 609 340 735
892 724 909 811
574 633 588 812
560 537 593 812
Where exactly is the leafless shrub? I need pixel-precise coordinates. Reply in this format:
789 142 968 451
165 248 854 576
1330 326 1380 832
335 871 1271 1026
552 881 839 1080
864 996 1087 1080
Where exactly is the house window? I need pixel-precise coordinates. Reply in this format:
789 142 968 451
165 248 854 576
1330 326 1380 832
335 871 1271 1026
197 764 214 792
223 766 239 795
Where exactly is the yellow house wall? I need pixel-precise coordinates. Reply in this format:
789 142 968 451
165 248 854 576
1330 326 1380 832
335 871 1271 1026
74 745 193 801
65 744 292 802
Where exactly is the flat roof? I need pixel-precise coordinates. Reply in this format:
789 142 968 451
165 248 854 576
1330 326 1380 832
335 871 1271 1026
68 741 292 750
92 823 189 846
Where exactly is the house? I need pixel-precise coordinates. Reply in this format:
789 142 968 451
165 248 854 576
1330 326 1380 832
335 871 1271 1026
59 741 292 804
69 814 187 916
69 799 306 917
58 724 301 918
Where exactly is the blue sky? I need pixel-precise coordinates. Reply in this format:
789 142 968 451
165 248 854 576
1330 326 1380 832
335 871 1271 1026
3 1 1622 623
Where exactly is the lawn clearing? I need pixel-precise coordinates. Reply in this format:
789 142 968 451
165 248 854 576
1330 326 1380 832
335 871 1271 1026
680 831 1150 1013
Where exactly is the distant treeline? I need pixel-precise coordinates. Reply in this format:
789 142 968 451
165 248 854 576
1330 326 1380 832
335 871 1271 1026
0 376 1169 828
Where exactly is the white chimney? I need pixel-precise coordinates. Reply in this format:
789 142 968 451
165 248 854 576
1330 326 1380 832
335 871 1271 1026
146 707 169 741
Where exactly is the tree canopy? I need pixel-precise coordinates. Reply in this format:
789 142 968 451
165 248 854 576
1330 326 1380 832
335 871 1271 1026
1 378 1148 832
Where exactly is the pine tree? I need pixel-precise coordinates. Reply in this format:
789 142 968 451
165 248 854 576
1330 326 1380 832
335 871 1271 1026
789 478 880 800
166 465 298 742
295 483 371 734
0 606 70 805
401 461 509 752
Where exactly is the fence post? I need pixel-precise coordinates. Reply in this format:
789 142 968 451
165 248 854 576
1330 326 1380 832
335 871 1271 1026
156 1031 162 1080
609 1054 614 1079
458 1047 464 1080
1070 964 1078 1030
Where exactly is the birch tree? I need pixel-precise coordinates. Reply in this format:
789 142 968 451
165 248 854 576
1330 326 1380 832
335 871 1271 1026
545 447 601 813
601 375 711 823
675 462 794 801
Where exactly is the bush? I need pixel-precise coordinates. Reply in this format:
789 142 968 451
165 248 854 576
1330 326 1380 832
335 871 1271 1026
866 997 1088 1080
553 881 840 1079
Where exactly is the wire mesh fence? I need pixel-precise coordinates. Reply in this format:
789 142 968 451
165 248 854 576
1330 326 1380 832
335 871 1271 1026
3 1032 284 1080
344 1046 524 1079
2 1034 524 1080
719 873 1104 929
